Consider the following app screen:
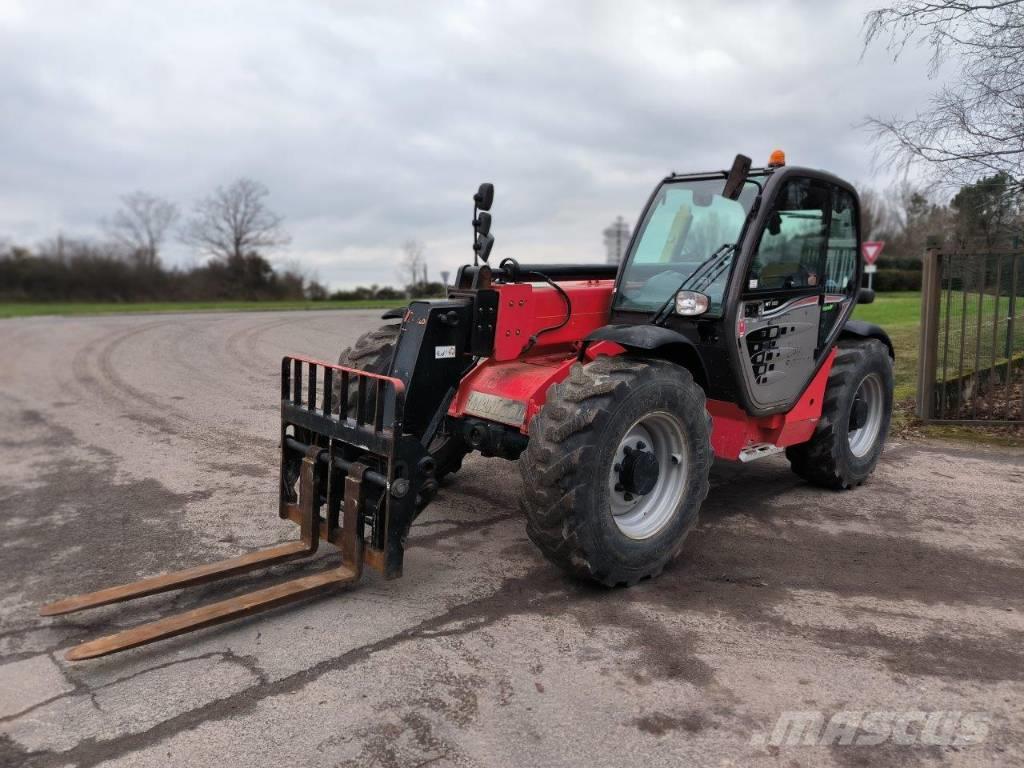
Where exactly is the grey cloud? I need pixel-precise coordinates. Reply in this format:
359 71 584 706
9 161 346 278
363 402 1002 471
0 0 939 288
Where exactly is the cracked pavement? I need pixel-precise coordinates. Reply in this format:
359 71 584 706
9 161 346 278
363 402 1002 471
1 310 1023 767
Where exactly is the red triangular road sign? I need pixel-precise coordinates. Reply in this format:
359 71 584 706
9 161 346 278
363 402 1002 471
862 241 884 265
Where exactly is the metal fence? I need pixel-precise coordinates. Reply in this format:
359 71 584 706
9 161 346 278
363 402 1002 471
917 248 1024 424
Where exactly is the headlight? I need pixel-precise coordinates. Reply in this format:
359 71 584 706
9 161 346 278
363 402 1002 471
675 290 709 316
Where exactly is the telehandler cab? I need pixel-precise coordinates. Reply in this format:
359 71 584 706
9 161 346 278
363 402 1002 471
42 151 894 660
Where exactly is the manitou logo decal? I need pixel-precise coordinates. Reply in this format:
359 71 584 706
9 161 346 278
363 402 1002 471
751 710 990 748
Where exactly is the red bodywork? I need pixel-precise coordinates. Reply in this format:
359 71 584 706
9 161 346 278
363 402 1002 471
705 348 835 458
488 279 618 360
448 280 833 461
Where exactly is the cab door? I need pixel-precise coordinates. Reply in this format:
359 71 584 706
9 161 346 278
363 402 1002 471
817 186 861 351
736 176 830 410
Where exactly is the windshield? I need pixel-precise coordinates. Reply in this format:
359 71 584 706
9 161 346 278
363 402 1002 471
614 178 758 316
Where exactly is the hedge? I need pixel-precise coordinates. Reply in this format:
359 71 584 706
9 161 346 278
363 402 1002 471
871 268 922 291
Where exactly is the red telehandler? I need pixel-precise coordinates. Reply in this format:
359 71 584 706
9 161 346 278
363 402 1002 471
42 152 894 660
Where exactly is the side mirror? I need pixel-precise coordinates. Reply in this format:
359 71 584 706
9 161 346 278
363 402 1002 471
858 288 875 304
471 183 495 265
474 183 494 211
473 211 492 237
723 154 752 201
474 233 495 262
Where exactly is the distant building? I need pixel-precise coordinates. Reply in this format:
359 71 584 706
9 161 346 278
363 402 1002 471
603 216 631 264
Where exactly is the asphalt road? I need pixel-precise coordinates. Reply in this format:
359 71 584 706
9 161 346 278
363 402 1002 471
1 310 1022 767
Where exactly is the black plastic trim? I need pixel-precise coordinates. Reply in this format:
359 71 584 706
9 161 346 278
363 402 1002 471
585 324 709 388
841 319 895 359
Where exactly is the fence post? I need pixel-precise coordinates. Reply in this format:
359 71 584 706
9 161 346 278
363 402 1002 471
916 244 942 419
1008 251 1019 361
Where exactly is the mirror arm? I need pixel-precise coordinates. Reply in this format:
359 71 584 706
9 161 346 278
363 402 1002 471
723 154 752 201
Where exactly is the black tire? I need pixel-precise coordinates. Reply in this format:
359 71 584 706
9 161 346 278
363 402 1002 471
518 356 712 586
337 323 469 481
786 338 894 489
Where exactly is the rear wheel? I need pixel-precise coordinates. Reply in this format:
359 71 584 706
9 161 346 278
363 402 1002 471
786 338 894 489
336 323 469 482
518 356 712 586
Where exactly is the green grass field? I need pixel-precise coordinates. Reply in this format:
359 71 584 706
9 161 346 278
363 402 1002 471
854 289 1024 399
852 291 921 326
0 298 407 318
855 291 1023 444
853 291 921 401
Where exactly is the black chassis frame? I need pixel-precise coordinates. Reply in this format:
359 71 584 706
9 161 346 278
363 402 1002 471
605 163 885 418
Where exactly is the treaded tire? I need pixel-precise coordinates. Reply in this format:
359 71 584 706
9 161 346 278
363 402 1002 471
785 338 894 490
518 356 712 586
337 323 469 481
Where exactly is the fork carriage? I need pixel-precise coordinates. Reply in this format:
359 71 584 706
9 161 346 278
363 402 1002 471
41 355 431 660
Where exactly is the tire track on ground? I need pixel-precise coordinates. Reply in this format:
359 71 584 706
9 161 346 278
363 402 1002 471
224 310 383 372
68 320 178 432
165 317 279 406
223 316 299 373
0 323 41 387
72 320 276 453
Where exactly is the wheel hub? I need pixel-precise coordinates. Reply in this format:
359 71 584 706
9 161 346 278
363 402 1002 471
849 395 869 431
617 445 659 496
848 372 885 458
608 414 688 540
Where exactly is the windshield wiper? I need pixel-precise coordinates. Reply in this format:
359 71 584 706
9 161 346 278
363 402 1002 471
650 243 736 325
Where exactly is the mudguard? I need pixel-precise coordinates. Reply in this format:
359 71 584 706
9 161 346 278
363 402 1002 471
841 319 894 359
584 324 709 388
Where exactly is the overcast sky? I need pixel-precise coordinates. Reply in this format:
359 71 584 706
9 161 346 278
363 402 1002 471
0 1 940 288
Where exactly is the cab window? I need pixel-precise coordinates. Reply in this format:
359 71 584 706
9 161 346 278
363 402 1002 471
819 187 860 346
615 178 757 316
748 178 828 291
824 188 858 294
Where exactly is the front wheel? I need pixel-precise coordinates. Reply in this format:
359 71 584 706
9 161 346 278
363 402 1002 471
786 338 894 489
518 356 712 586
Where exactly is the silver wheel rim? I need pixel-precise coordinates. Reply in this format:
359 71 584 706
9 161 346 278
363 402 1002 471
848 373 884 458
607 411 688 540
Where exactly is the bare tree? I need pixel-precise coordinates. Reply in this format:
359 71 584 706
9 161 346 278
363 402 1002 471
873 180 957 255
182 178 290 261
859 188 890 241
864 1 1024 192
398 239 426 289
104 191 179 269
